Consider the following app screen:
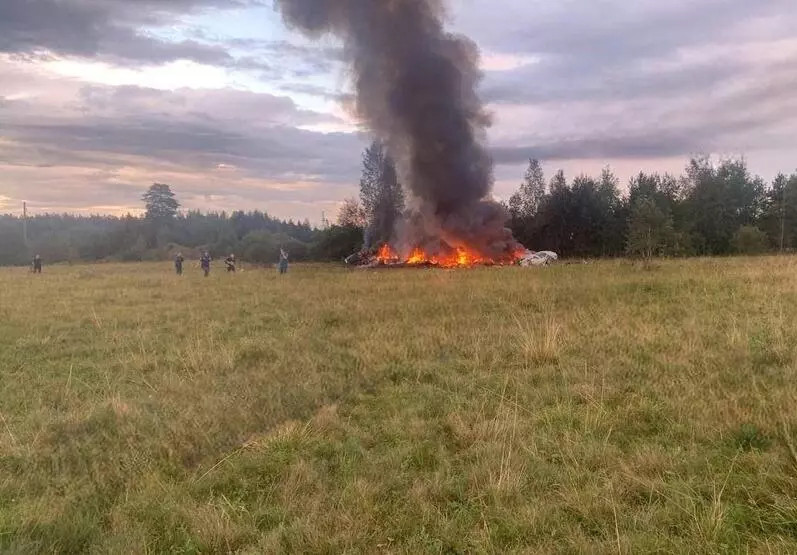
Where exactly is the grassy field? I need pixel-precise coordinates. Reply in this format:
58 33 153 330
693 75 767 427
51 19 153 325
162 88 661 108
1 257 797 553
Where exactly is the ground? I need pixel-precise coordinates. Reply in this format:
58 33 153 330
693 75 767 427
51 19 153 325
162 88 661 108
1 257 797 553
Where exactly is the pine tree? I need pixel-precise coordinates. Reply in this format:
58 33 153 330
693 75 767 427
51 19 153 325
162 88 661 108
142 183 179 220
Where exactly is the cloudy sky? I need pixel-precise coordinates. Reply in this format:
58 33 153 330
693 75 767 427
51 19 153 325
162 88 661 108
1 0 795 221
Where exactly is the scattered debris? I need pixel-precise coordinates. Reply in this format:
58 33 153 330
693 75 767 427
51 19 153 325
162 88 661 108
345 245 559 268
518 250 559 267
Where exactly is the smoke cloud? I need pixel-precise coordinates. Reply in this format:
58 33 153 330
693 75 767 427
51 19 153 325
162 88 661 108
274 0 522 258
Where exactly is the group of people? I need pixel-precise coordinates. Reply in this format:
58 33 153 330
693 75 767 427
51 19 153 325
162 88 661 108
27 251 290 275
174 249 290 276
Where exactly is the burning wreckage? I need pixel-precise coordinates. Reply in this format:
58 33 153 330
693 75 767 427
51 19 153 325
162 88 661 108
275 0 554 268
345 245 558 268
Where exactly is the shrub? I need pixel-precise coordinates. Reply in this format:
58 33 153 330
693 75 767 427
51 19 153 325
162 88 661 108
732 225 768 255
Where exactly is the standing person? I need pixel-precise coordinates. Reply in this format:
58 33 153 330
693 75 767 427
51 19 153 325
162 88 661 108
225 253 236 273
32 254 42 274
278 248 289 275
200 252 211 277
174 252 184 275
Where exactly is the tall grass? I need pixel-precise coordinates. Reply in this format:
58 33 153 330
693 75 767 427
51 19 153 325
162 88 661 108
1 257 797 552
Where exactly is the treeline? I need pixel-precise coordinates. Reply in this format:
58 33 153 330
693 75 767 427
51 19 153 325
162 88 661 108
506 156 797 258
3 154 796 267
0 209 363 266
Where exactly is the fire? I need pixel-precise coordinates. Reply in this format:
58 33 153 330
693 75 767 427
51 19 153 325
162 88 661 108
376 244 400 264
406 248 426 265
373 243 521 267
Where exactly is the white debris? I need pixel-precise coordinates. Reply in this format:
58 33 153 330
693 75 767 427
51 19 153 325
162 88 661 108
518 250 558 267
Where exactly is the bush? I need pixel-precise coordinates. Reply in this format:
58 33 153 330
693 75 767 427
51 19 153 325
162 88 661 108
732 225 768 255
241 231 276 263
312 225 364 261
240 231 311 264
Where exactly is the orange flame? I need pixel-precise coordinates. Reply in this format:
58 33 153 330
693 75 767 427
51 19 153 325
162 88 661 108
373 243 521 267
406 248 426 265
376 244 400 264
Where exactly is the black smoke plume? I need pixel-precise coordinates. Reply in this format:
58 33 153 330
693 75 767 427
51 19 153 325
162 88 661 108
274 0 523 259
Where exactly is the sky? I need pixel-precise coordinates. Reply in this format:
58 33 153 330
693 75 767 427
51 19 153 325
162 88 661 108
0 0 795 222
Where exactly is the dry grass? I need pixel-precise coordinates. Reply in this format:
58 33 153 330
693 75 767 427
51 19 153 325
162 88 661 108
2 257 797 552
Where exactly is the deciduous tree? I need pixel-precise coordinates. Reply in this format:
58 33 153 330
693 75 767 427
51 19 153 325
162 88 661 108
359 141 404 247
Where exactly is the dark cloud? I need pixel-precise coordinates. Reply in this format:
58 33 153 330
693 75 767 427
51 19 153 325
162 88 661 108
481 58 746 105
8 120 363 181
459 0 797 165
0 67 365 218
459 0 794 61
491 66 797 163
0 0 262 67
73 84 336 127
0 0 796 218
0 82 364 182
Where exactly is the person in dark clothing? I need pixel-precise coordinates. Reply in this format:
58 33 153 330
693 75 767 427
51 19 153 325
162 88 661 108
225 254 236 273
278 248 289 275
32 254 42 274
174 252 184 275
200 252 211 277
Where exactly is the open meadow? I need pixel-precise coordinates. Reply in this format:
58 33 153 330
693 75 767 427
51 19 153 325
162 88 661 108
2 257 797 553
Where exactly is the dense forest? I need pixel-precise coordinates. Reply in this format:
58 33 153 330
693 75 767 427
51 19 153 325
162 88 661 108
1 147 795 267
505 156 797 258
0 208 363 266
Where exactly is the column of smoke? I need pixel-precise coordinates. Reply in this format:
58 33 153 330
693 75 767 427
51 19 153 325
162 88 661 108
274 0 522 259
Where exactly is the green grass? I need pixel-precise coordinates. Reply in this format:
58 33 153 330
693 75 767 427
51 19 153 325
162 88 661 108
2 257 797 553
